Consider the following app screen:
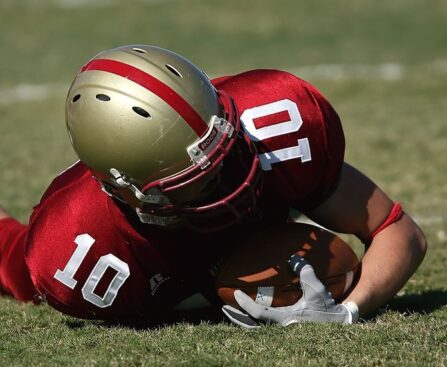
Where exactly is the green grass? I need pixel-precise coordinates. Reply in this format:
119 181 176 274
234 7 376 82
1 0 447 85
0 298 445 366
1 0 446 366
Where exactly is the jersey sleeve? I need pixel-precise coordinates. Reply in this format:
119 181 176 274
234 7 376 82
0 218 36 301
0 162 94 304
215 70 345 211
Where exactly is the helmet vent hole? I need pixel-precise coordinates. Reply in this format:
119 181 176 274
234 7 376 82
132 47 147 54
165 64 183 78
96 94 111 101
72 94 81 103
132 106 151 119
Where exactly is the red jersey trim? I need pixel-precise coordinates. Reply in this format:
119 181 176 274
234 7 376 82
370 203 404 240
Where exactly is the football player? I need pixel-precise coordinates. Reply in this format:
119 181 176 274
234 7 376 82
0 45 426 325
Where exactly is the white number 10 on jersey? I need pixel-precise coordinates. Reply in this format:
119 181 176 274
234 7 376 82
240 99 312 170
54 234 130 308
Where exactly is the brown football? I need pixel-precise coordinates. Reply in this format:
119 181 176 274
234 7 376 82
216 223 361 308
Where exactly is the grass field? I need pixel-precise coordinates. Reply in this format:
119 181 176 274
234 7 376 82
1 0 446 365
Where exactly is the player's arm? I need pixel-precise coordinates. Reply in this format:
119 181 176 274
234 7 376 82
223 162 427 327
304 162 427 317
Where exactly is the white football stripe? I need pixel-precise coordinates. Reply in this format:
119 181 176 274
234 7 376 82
255 286 274 307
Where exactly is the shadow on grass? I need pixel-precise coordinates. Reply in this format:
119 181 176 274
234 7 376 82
65 318 88 329
63 306 225 331
385 289 447 315
63 290 447 330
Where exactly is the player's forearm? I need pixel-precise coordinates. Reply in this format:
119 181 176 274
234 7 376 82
344 214 427 317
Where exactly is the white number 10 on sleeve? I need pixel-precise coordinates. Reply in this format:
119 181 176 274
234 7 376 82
240 99 312 171
54 233 130 308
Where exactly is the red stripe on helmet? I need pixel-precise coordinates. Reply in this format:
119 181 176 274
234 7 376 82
81 59 208 136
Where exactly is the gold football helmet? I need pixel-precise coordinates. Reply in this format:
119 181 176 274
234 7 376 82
66 45 262 231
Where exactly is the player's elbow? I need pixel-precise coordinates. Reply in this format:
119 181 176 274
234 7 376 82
408 218 427 267
392 214 427 271
415 225 427 261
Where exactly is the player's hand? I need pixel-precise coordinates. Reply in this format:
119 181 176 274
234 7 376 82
222 255 359 329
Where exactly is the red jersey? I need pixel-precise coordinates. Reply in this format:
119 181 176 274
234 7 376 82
2 70 344 320
25 162 228 320
214 70 344 212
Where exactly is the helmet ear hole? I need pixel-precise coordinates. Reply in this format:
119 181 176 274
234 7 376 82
72 94 81 103
132 106 151 119
96 94 111 101
165 64 183 78
131 47 147 54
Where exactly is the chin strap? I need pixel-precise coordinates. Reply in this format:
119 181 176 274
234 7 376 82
109 168 170 206
135 207 180 226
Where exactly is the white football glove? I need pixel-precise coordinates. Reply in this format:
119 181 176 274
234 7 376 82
222 255 359 329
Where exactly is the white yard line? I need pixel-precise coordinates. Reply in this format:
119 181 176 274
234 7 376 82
53 0 171 7
413 215 444 226
0 63 408 105
0 0 172 8
2 61 447 105
288 63 405 81
0 83 65 105
56 0 114 7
